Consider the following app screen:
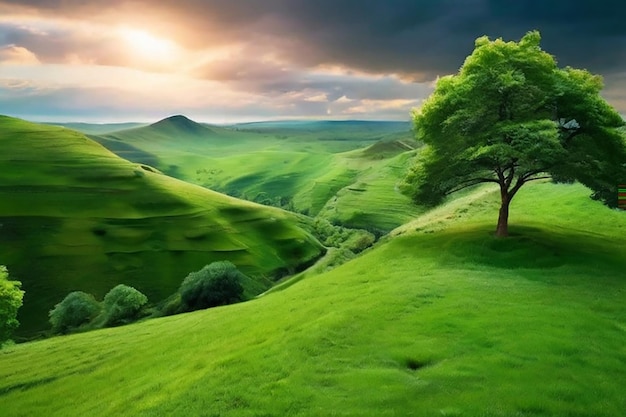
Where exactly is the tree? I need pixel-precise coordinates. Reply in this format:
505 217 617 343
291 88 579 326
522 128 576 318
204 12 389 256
49 291 100 334
407 31 626 237
0 266 24 345
102 284 148 327
180 261 246 311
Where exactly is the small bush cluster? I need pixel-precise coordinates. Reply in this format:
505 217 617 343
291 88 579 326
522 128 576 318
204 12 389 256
180 261 246 312
312 218 375 253
48 261 248 335
49 291 101 334
49 284 148 334
102 285 148 327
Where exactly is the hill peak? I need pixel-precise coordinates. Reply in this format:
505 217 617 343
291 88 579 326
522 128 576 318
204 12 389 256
150 114 198 127
148 115 214 136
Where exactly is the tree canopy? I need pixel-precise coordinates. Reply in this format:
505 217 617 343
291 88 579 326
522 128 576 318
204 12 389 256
406 31 626 236
0 266 24 345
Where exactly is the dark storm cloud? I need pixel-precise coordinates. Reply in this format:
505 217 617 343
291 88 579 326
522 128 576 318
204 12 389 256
3 0 624 77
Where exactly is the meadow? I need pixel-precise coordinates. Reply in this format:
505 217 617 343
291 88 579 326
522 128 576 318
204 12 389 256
1 180 625 416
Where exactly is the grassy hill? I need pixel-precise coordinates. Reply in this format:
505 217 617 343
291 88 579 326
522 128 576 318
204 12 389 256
1 182 625 416
0 115 324 337
95 117 422 232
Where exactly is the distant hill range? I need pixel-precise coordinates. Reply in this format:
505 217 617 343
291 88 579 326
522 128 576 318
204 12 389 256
81 115 422 232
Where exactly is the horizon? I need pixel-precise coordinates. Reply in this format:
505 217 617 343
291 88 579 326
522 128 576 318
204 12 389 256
29 114 415 126
1 1 625 121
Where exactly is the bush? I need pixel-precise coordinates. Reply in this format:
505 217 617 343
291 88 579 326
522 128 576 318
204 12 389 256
49 291 100 334
102 284 148 327
0 266 24 345
180 261 246 311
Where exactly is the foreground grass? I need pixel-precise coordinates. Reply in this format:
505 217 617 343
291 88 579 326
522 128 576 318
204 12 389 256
1 182 625 416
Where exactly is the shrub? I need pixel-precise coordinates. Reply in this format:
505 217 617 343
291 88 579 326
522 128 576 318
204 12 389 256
49 291 100 334
0 266 24 345
102 284 148 327
180 261 246 311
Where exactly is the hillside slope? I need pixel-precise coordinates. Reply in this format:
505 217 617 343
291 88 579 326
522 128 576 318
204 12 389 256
0 116 324 336
95 117 422 231
1 182 625 416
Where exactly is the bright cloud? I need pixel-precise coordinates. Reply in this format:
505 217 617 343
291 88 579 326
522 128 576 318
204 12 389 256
0 44 40 64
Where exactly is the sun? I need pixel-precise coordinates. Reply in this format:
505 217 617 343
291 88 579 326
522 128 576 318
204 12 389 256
119 27 178 62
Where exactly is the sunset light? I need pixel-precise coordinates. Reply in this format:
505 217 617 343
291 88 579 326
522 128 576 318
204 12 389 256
0 0 624 123
119 27 178 62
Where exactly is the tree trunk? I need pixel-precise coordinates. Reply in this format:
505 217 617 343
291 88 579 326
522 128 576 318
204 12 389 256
495 197 510 238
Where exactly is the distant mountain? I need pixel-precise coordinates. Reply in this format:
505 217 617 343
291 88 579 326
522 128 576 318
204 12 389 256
146 114 216 138
0 115 324 337
96 115 228 153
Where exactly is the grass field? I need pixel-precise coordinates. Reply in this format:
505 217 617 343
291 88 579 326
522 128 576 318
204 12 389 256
1 181 624 416
94 116 422 232
0 115 324 337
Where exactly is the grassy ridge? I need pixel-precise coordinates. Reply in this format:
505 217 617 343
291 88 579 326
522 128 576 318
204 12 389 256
0 115 324 336
1 182 624 416
96 116 422 231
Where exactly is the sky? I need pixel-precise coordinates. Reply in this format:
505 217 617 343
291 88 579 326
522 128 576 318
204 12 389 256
0 0 625 123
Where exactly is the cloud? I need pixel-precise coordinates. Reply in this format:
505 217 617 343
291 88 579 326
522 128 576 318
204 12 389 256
0 0 625 119
4 1 625 77
0 63 431 122
0 44 40 64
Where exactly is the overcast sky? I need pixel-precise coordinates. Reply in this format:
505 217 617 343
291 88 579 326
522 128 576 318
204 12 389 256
0 0 625 122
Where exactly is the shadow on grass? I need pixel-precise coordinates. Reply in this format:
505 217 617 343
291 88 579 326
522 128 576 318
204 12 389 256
434 224 626 274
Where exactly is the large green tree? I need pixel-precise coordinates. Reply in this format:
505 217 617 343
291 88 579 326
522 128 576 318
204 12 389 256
0 265 24 345
407 31 626 237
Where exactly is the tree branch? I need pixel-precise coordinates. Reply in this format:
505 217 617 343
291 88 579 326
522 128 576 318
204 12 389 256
524 175 552 182
504 164 516 189
495 167 505 185
445 178 500 195
521 170 547 181
509 177 526 199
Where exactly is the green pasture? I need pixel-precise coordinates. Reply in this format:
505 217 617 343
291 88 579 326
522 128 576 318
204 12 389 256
0 181 625 416
94 116 422 231
0 116 324 337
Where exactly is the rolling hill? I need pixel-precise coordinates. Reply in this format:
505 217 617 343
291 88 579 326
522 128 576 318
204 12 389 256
1 182 625 416
0 115 324 337
93 116 422 232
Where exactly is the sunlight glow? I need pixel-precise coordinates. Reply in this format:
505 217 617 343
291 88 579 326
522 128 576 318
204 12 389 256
119 28 178 62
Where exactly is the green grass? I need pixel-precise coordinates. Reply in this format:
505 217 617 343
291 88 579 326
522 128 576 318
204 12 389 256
317 149 424 231
0 115 324 337
1 181 625 416
95 116 422 231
